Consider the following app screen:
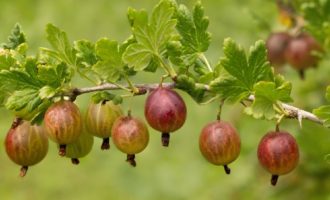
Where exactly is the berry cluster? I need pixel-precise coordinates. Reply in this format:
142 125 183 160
4 86 185 174
266 32 323 79
4 85 300 186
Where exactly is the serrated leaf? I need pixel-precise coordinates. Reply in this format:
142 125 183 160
210 77 249 102
45 23 75 65
92 38 125 82
166 41 184 66
91 92 122 104
37 62 70 87
221 39 272 90
123 43 153 71
246 81 292 120
248 40 273 82
313 106 330 128
0 70 42 91
5 89 40 111
1 24 26 50
214 39 274 102
175 2 210 54
39 86 56 99
74 40 97 68
0 50 16 70
123 0 176 71
301 0 330 45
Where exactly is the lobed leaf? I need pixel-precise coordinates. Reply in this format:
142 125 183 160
1 24 26 50
45 23 75 65
175 2 210 54
123 0 176 71
245 81 292 120
93 38 125 82
313 106 330 128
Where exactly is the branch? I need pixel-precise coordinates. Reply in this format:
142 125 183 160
69 82 324 126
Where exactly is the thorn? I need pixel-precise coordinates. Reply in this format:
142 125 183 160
297 110 303 129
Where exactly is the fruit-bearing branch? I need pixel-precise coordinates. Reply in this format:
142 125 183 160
69 82 324 126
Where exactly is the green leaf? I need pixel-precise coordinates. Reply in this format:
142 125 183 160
212 39 273 102
221 39 272 89
1 24 26 50
74 40 97 68
248 40 273 82
210 77 249 102
245 81 292 120
37 62 70 87
0 70 42 91
39 86 56 99
5 89 40 111
175 74 208 103
123 43 153 71
91 92 122 105
0 50 16 70
313 85 330 127
123 0 176 71
313 106 330 128
93 38 125 82
6 88 51 122
45 23 75 65
175 2 210 54
301 0 330 46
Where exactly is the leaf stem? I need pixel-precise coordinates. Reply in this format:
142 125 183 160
217 99 225 120
200 53 213 72
124 75 139 94
200 95 220 105
158 57 177 79
111 82 131 92
275 114 285 132
77 68 98 85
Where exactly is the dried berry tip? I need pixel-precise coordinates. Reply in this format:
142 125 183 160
224 165 231 175
59 145 66 156
161 132 170 147
20 166 28 177
271 175 279 186
71 158 80 165
101 138 110 150
299 70 305 80
11 118 23 129
126 154 136 167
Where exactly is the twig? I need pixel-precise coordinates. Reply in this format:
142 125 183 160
68 82 324 126
247 95 323 125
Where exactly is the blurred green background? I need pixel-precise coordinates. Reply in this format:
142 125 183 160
0 0 330 199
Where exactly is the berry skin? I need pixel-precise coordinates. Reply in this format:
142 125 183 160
199 120 241 174
5 119 49 177
257 131 299 186
44 100 82 156
64 130 94 165
145 87 187 147
266 32 291 67
85 100 123 150
285 33 323 79
112 113 149 167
